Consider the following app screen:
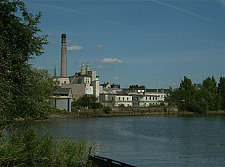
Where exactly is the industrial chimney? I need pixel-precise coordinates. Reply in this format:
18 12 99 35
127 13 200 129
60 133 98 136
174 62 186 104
61 34 67 77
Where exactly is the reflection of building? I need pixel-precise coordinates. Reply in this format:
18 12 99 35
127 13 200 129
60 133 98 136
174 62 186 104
99 87 168 107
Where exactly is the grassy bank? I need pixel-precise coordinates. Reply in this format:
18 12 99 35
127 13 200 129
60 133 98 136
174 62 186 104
0 127 94 167
46 107 225 119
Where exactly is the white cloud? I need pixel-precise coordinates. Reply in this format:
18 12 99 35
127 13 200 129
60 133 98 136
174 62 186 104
114 77 119 81
96 65 103 69
67 45 84 51
47 40 57 44
170 83 176 87
95 45 104 48
67 40 72 44
99 58 123 64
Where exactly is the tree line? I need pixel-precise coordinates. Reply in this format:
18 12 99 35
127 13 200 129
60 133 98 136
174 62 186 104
0 0 54 127
129 85 146 89
166 76 225 113
0 1 94 166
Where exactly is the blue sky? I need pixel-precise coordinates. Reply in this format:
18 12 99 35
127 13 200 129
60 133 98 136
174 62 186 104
26 0 225 88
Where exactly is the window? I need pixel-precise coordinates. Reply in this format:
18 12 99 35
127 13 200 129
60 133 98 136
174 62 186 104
146 97 148 100
119 97 120 100
64 81 66 84
127 97 129 100
123 97 124 100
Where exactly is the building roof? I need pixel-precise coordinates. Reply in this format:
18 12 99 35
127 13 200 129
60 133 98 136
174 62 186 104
53 86 71 95
101 88 122 95
123 88 169 93
146 89 169 93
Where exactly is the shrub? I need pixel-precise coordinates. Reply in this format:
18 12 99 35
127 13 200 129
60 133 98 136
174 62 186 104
104 106 111 114
0 128 94 167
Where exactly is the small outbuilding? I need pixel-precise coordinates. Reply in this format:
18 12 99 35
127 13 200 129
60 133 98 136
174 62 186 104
52 86 72 112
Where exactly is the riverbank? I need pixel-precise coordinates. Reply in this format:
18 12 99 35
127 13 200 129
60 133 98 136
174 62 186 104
46 107 225 120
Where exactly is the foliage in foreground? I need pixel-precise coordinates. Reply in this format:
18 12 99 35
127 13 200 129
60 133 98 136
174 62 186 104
0 0 54 127
166 76 225 113
0 1 93 166
0 128 94 167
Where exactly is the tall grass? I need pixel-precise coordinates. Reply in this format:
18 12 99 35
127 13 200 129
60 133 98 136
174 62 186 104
0 128 94 167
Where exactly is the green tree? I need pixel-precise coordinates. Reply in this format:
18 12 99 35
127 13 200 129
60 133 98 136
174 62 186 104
72 95 103 109
218 77 225 109
165 87 181 106
13 68 55 119
167 76 225 113
0 0 48 125
166 76 206 113
129 85 146 89
201 76 220 110
178 76 197 111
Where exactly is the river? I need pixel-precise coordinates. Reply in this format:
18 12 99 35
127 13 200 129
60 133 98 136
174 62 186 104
33 115 225 167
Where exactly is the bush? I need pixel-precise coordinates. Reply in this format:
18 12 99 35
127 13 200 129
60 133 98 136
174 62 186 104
104 106 111 114
0 128 94 167
72 96 103 110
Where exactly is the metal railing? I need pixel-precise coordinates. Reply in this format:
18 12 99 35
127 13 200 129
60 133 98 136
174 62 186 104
89 155 136 167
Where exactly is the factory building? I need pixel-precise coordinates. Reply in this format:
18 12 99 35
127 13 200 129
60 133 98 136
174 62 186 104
99 87 168 107
52 87 72 112
52 34 168 111
52 34 100 111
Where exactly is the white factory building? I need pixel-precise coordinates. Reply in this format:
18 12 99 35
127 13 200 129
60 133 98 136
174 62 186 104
99 87 168 107
52 34 100 111
54 63 100 100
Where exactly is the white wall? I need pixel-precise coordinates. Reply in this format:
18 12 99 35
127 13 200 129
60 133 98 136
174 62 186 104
54 77 70 86
85 84 93 95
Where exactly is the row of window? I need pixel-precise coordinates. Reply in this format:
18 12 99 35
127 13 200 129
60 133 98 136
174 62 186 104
118 97 130 101
133 103 158 106
112 96 159 101
144 97 157 100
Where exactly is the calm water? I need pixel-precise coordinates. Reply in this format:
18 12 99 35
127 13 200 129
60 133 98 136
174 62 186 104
34 115 225 167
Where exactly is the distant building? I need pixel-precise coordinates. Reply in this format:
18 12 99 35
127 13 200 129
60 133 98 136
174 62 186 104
52 34 168 111
52 86 72 111
51 34 101 111
100 87 168 107
54 62 100 101
101 82 120 89
123 88 167 103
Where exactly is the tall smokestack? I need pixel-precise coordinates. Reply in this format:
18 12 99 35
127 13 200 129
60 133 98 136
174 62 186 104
61 34 67 77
